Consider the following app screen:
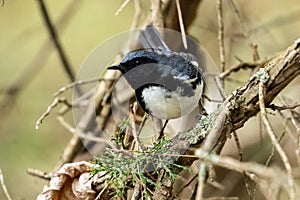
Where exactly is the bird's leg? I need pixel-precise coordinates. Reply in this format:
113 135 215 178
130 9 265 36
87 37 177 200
157 120 169 140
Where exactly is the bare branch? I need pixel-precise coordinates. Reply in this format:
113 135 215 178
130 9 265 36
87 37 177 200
269 103 300 111
115 0 131 15
27 168 52 180
216 0 226 74
36 0 81 95
129 102 142 151
57 116 118 149
175 0 187 49
195 150 290 190
219 62 261 79
228 0 260 61
54 77 115 97
258 77 295 199
195 163 206 200
35 97 72 129
214 76 227 99
0 1 81 114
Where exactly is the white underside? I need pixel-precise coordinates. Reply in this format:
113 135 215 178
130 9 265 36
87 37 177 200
142 84 203 119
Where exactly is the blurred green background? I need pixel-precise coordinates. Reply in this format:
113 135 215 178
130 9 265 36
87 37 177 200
0 1 133 199
0 0 299 199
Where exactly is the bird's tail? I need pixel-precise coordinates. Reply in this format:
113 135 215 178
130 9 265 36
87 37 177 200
139 26 171 54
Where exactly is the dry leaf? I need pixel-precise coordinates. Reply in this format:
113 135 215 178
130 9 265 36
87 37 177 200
37 161 96 200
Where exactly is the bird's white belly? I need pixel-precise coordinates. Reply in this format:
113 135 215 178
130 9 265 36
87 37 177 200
141 85 202 119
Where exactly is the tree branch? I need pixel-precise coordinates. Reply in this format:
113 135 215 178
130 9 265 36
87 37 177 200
36 0 81 95
157 38 300 198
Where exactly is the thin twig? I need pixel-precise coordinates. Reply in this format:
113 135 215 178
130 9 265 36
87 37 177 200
36 0 81 95
130 102 142 151
258 81 295 200
131 182 142 200
216 0 226 75
232 131 243 161
0 1 81 113
280 97 300 168
137 114 149 136
54 70 119 168
228 0 260 61
257 113 263 145
115 0 131 15
265 131 286 167
214 76 227 100
35 97 72 129
289 114 300 167
175 0 187 49
219 62 260 79
269 103 300 111
225 77 245 85
58 88 95 116
95 184 109 200
253 132 285 198
57 116 118 149
54 77 115 97
27 168 52 180
195 150 289 189
0 169 12 200
195 163 206 200
202 94 224 103
232 130 253 199
279 112 297 142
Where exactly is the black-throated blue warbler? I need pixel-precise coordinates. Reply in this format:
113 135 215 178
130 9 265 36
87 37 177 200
108 27 203 121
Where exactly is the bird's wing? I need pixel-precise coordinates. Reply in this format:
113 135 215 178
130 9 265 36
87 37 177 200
139 26 171 54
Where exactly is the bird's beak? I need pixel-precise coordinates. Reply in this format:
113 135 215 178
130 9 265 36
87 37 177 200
107 64 122 70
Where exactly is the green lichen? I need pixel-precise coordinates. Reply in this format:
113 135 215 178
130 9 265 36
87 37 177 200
255 68 270 83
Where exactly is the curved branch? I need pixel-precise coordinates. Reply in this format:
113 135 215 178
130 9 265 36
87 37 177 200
157 38 300 197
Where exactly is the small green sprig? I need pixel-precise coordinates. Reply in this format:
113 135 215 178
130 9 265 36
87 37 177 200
91 140 190 199
91 110 220 198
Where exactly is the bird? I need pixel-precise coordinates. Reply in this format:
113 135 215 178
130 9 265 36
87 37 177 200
108 26 203 134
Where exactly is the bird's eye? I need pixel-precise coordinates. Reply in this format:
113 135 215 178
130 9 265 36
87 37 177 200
135 60 141 65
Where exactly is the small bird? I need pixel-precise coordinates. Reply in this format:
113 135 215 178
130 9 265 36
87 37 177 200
108 27 203 123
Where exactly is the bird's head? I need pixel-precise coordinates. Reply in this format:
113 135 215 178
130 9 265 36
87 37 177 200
108 50 161 74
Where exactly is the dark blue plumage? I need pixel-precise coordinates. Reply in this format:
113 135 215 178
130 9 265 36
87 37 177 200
108 27 203 120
